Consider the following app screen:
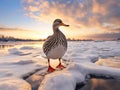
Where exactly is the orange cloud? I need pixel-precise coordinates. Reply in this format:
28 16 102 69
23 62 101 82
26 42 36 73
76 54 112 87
92 0 108 15
22 0 120 40
24 6 39 12
0 27 41 39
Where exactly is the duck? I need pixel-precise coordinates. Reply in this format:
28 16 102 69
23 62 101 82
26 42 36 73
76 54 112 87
43 19 69 72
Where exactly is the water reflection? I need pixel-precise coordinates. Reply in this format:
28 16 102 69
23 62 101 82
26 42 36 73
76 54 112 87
0 44 14 50
81 78 120 90
80 57 120 90
96 57 120 68
0 41 43 50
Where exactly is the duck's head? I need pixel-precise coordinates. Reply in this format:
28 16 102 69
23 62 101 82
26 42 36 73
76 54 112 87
53 19 69 29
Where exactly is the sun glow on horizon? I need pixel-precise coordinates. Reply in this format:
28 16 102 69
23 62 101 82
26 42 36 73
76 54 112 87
0 0 120 40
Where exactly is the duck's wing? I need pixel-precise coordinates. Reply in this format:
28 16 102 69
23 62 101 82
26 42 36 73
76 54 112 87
43 35 57 55
43 32 67 55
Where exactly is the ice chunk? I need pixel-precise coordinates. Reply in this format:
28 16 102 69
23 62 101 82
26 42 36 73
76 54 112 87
38 62 120 90
8 48 31 56
14 60 34 65
0 78 31 90
8 48 22 55
20 46 34 50
39 71 76 90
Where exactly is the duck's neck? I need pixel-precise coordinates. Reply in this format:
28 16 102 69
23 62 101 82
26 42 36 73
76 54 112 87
53 26 60 34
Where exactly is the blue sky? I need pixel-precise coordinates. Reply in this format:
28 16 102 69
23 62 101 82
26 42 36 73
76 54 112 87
0 0 36 29
0 0 120 40
0 0 23 26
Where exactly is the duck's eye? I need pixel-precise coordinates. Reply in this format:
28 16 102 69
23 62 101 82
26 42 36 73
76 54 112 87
57 21 62 23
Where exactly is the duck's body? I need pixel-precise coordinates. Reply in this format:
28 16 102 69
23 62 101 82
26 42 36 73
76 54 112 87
47 44 66 59
43 19 69 72
43 30 67 59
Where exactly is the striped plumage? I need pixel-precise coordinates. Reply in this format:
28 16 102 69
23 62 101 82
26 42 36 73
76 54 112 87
43 29 67 56
42 19 69 72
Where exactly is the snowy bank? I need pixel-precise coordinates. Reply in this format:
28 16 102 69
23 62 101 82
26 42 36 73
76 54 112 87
0 41 120 90
0 77 31 90
38 62 120 90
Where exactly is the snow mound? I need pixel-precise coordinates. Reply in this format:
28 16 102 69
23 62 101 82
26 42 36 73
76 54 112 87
38 62 120 90
14 60 34 65
1 41 120 90
8 48 22 55
8 48 31 56
0 78 31 90
39 71 76 90
20 46 34 50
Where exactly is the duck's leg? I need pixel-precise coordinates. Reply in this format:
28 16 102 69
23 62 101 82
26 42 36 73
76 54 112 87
47 59 55 72
56 58 66 69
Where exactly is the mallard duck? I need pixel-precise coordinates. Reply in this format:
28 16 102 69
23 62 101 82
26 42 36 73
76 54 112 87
43 19 69 72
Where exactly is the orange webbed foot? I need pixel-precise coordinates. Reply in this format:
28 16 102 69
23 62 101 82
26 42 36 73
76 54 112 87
47 66 55 73
56 64 66 69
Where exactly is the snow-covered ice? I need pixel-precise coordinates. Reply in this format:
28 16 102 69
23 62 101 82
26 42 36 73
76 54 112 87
0 41 120 90
0 77 31 90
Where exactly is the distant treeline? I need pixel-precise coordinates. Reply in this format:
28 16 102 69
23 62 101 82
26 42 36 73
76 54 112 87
1 34 119 42
0 34 93 42
67 38 93 41
0 34 44 42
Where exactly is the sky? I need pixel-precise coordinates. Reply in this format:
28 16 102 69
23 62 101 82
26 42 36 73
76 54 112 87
0 0 120 40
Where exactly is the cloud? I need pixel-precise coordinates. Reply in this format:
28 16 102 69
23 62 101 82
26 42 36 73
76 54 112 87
0 27 24 31
102 23 120 32
24 6 39 12
22 0 120 39
88 32 120 40
0 27 41 39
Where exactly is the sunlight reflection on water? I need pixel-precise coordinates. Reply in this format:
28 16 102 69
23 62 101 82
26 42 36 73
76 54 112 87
0 44 14 50
80 56 120 90
0 41 44 57
0 41 43 50
96 57 120 68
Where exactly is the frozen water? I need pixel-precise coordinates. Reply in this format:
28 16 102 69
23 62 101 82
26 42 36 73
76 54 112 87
0 41 120 90
0 77 31 90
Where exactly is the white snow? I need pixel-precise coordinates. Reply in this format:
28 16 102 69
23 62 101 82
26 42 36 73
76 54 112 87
20 46 34 50
0 41 120 90
0 77 31 90
39 62 120 90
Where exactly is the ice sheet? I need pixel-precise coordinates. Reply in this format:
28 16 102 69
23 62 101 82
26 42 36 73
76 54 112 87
0 41 120 90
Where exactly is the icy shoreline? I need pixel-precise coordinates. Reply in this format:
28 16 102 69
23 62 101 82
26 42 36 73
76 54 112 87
38 62 120 90
0 41 120 90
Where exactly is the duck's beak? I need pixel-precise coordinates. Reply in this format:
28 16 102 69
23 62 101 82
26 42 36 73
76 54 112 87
61 22 69 27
